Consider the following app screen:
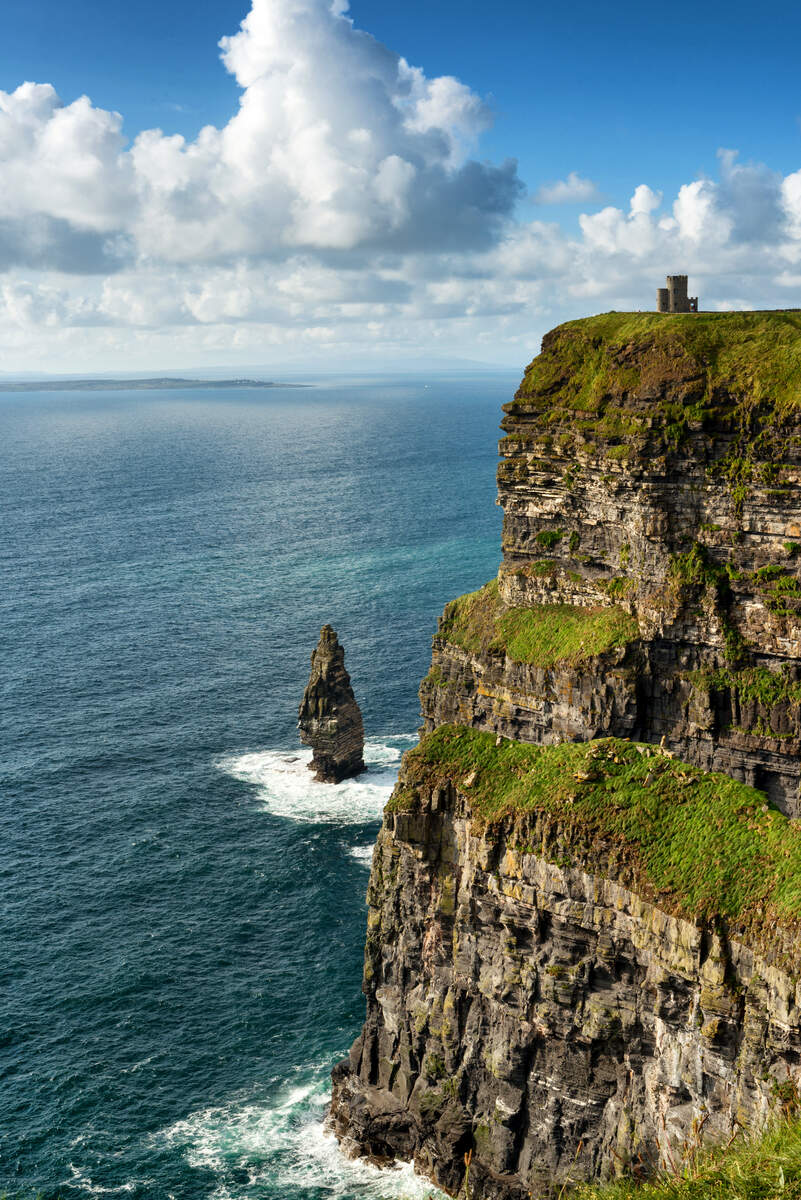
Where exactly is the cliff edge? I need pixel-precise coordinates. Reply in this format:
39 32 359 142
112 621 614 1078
424 311 801 815
331 312 801 1199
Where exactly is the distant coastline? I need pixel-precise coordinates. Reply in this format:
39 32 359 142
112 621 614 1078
0 377 308 392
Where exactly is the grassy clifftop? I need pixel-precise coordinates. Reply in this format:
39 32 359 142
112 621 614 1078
573 1116 801 1200
504 312 801 455
391 725 801 967
437 579 638 667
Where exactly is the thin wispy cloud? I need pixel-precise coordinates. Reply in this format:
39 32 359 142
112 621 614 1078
534 172 601 205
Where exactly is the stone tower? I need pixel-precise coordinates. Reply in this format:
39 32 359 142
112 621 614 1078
656 274 698 313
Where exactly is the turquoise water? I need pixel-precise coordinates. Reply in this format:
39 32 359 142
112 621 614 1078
1 376 512 1199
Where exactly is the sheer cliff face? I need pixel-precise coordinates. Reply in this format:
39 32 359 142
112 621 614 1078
332 313 801 1199
330 765 801 1199
423 314 801 815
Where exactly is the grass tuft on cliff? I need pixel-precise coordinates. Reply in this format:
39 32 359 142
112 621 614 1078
438 579 638 668
394 725 801 962
572 1117 801 1199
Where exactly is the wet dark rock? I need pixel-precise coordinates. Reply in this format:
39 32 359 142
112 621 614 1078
298 625 365 783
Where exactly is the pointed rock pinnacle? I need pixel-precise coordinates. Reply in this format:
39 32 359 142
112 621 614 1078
298 625 365 783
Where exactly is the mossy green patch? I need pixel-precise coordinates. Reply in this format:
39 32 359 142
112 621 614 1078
600 577 636 599
668 544 749 666
421 665 455 691
690 665 801 711
438 580 638 668
669 543 727 590
536 529 565 549
399 726 801 957
520 558 558 577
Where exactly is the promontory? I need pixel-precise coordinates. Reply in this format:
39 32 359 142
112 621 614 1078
331 311 801 1198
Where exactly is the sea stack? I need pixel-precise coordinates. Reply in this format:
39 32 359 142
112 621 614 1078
298 625 365 783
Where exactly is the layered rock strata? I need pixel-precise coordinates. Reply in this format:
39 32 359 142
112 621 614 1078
423 313 801 814
298 624 365 783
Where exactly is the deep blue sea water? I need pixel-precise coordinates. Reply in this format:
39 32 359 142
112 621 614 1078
1 375 513 1199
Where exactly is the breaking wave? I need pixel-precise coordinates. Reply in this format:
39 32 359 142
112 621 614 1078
160 1061 445 1200
217 736 416 825
349 844 375 865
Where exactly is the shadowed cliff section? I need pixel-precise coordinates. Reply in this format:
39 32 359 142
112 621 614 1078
331 313 801 1199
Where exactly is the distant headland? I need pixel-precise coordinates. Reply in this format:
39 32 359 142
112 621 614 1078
0 377 308 392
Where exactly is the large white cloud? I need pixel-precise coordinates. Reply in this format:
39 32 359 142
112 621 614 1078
0 0 519 269
1 0 801 370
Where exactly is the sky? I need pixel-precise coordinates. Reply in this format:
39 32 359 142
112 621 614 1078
2 0 801 372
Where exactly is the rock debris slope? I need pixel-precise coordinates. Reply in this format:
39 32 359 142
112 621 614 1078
298 624 365 783
331 313 801 1199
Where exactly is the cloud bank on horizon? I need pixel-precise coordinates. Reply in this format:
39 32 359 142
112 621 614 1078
2 0 801 369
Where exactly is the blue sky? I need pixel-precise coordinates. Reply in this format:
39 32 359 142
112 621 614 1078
6 0 800 209
1 0 800 371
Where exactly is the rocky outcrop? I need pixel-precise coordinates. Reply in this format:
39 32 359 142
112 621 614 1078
331 754 801 1199
298 625 365 783
332 312 801 1197
420 622 644 747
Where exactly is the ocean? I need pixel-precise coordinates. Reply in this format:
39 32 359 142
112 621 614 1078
0 374 513 1199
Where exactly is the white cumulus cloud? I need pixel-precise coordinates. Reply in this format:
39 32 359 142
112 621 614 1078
2 0 801 370
0 0 519 270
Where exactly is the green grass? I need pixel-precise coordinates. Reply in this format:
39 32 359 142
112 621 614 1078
571 1117 801 1200
532 310 801 409
393 726 801 967
502 312 801 463
669 543 726 590
438 579 639 668
536 529 565 549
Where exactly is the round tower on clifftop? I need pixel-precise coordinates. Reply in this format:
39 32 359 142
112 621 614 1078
656 274 699 313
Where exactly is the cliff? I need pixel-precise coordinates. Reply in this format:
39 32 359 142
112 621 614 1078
331 312 801 1198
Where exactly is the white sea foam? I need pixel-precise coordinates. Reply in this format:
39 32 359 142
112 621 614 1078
65 1165 140 1195
160 1064 446 1200
349 844 375 865
217 736 415 825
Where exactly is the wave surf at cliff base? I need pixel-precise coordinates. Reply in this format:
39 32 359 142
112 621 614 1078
160 1062 446 1200
216 737 415 824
